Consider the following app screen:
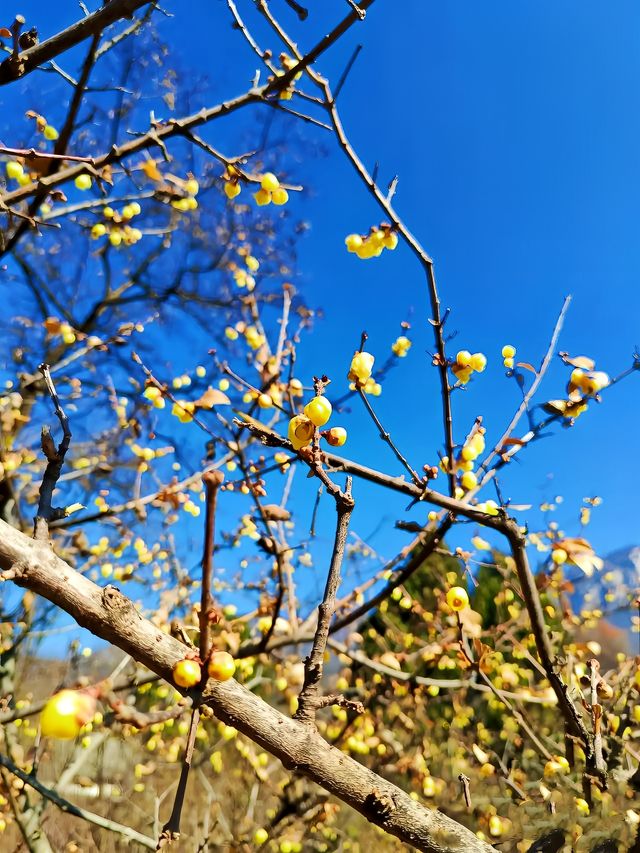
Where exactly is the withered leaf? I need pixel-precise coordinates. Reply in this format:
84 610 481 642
261 504 291 522
543 399 567 415
559 352 595 371
196 387 230 409
501 437 527 447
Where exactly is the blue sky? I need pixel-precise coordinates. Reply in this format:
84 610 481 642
3 1 639 609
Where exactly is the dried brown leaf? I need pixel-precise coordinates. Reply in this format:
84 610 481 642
559 352 595 371
196 387 230 409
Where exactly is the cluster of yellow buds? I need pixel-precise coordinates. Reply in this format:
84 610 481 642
130 442 172 474
476 499 499 516
182 499 200 517
5 159 34 187
171 401 196 424
228 250 260 290
94 494 109 513
254 172 289 207
501 344 516 369
43 317 78 345
92 202 143 247
391 335 411 357
171 177 199 211
232 267 255 290
288 393 347 452
224 323 265 351
245 325 265 350
345 224 398 259
439 428 486 492
143 386 165 409
240 514 260 540
450 350 487 384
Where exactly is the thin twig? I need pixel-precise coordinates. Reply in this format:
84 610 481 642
479 295 572 477
200 471 224 663
0 146 95 164
33 364 72 540
159 707 200 846
357 386 422 485
0 752 156 849
295 478 354 724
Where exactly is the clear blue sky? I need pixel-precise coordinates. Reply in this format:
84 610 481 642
4 1 639 583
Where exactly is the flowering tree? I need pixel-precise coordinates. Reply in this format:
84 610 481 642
0 3 639 852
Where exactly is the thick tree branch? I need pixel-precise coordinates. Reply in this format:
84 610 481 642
0 0 153 85
0 518 491 853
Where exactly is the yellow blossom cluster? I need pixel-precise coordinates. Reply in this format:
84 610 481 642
5 159 34 187
439 428 486 491
27 110 59 142
253 172 289 207
92 202 143 247
224 322 266 351
391 335 411 357
230 255 260 291
171 177 199 211
171 400 196 424
345 224 398 259
501 344 516 369
288 393 347 451
450 349 487 384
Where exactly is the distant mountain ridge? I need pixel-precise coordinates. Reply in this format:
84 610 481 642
579 544 640 631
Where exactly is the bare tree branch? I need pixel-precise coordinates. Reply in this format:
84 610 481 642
296 477 354 724
0 518 492 852
0 752 156 849
0 0 153 85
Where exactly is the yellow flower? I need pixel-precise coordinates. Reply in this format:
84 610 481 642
171 401 195 423
348 351 374 385
391 335 411 357
446 586 469 612
288 415 314 450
